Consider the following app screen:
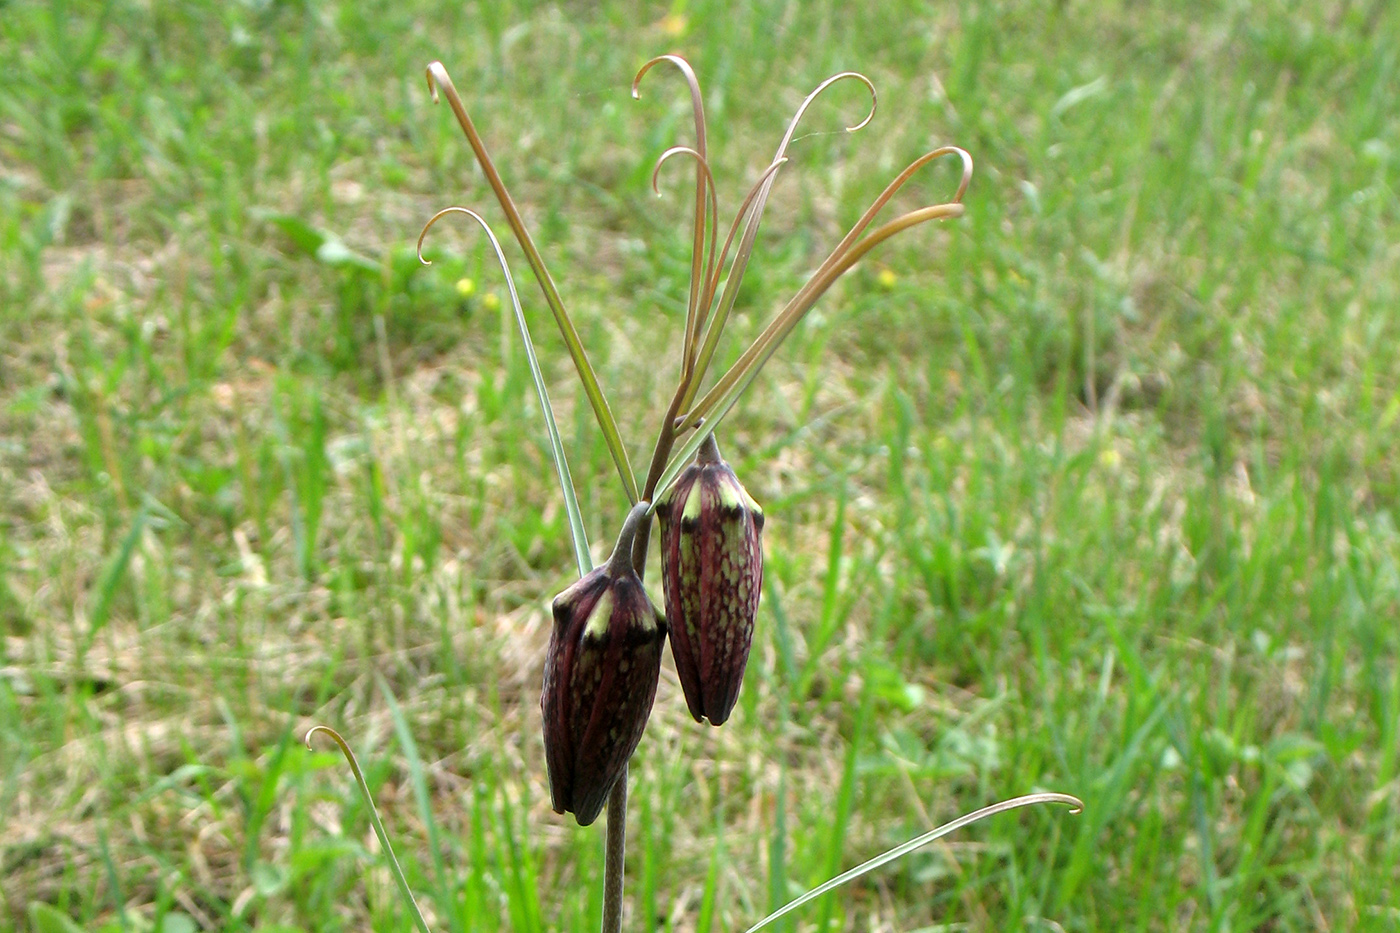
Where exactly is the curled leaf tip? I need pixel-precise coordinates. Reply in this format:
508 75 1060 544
632 54 700 100
651 146 717 201
832 72 878 132
1060 793 1087 815
425 61 444 103
416 205 487 265
945 145 974 202
304 723 343 751
779 71 879 156
631 54 707 160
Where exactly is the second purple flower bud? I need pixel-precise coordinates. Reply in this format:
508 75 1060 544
657 434 765 726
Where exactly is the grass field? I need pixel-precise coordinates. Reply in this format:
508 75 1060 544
3 0 1399 930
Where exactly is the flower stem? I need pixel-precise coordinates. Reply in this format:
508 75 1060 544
602 766 629 933
605 300 692 933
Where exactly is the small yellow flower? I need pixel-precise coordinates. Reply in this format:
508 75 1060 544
455 277 476 297
876 268 898 290
659 12 688 37
482 292 501 311
1098 447 1122 469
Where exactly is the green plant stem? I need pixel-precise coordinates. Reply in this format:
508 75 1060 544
602 766 629 933
600 234 710 933
603 355 687 933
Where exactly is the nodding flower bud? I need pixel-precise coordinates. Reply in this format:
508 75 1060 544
541 502 666 826
656 434 765 726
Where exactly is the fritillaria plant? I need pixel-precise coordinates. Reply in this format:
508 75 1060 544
307 55 1081 933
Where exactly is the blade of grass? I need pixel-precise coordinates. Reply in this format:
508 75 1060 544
418 207 592 576
814 649 873 933
379 675 463 933
426 62 638 505
86 505 146 648
243 725 295 872
695 812 725 933
498 783 545 933
767 766 790 933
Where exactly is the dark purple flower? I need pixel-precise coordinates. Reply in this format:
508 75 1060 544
541 504 666 825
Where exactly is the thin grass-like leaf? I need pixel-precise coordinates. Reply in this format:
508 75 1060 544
676 147 973 436
685 157 791 395
652 199 967 504
650 145 719 376
304 726 434 933
676 72 877 413
418 207 592 576
379 676 462 933
674 200 964 447
744 793 1084 933
427 62 638 506
633 55 711 373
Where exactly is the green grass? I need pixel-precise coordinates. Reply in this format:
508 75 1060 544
2 0 1398 930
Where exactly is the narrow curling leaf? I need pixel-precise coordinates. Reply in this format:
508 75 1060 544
650 145 720 376
744 793 1085 933
426 62 639 505
633 55 711 370
677 147 974 436
678 72 878 413
652 198 964 505
724 70 878 293
418 207 592 576
685 157 791 391
799 146 974 292
305 726 435 933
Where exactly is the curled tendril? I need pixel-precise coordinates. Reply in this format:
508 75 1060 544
417 205 481 265
652 145 718 203
813 145 974 286
773 71 878 158
634 55 714 377
632 55 707 160
670 71 880 416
